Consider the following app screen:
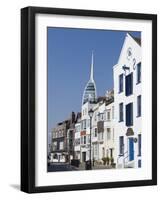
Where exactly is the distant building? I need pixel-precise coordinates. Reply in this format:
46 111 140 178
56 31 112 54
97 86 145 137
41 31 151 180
74 113 81 160
51 112 76 162
113 33 141 168
51 120 69 162
48 132 52 156
66 112 76 161
80 101 97 162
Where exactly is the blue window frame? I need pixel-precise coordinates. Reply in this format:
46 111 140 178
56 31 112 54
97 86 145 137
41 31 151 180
138 134 141 156
137 95 141 117
119 74 123 93
126 103 133 126
136 62 141 84
119 103 124 122
125 73 133 96
119 136 124 155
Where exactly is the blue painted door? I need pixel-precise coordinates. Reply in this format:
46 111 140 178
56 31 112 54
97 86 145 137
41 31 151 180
129 138 134 161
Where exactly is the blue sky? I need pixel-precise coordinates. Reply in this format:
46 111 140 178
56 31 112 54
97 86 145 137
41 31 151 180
48 27 141 132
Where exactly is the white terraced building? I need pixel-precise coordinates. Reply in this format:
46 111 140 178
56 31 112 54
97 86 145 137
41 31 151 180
80 101 96 162
80 95 115 164
113 33 142 168
91 93 115 163
74 113 81 160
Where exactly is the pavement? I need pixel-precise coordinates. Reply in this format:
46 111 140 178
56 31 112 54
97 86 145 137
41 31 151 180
76 162 113 170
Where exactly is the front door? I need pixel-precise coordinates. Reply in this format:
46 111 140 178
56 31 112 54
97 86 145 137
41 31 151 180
82 152 86 162
129 138 134 161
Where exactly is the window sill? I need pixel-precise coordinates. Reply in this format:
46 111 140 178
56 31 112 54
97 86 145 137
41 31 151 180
126 124 133 127
136 81 141 85
118 120 124 123
136 115 141 118
118 91 123 94
125 93 133 97
118 154 124 157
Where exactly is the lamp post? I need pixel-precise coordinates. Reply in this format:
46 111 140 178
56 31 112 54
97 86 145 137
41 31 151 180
88 108 94 170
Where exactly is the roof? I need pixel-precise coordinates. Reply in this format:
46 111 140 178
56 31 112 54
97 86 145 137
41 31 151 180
97 95 114 106
128 32 141 46
115 33 141 66
75 112 81 123
133 37 141 46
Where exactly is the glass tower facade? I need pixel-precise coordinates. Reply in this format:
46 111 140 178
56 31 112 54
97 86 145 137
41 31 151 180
82 53 97 105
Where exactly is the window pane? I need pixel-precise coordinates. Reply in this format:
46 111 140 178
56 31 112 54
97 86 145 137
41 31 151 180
94 128 97 137
107 128 111 140
119 74 123 93
126 103 133 126
137 62 141 83
59 141 64 150
137 95 141 117
119 136 124 155
84 136 86 144
138 134 141 156
107 110 111 121
119 103 123 122
125 73 133 96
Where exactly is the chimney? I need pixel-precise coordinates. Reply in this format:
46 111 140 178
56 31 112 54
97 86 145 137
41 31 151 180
71 112 75 124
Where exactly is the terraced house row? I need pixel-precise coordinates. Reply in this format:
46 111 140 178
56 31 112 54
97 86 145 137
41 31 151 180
50 33 142 169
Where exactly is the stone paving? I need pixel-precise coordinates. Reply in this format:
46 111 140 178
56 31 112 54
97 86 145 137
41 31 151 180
76 162 114 170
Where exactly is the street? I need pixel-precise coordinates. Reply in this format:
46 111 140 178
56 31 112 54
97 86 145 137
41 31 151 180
48 162 78 172
48 162 114 172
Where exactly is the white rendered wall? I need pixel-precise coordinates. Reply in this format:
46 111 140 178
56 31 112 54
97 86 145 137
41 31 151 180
113 33 141 168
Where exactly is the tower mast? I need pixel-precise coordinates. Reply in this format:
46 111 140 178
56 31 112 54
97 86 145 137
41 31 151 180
90 51 94 82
